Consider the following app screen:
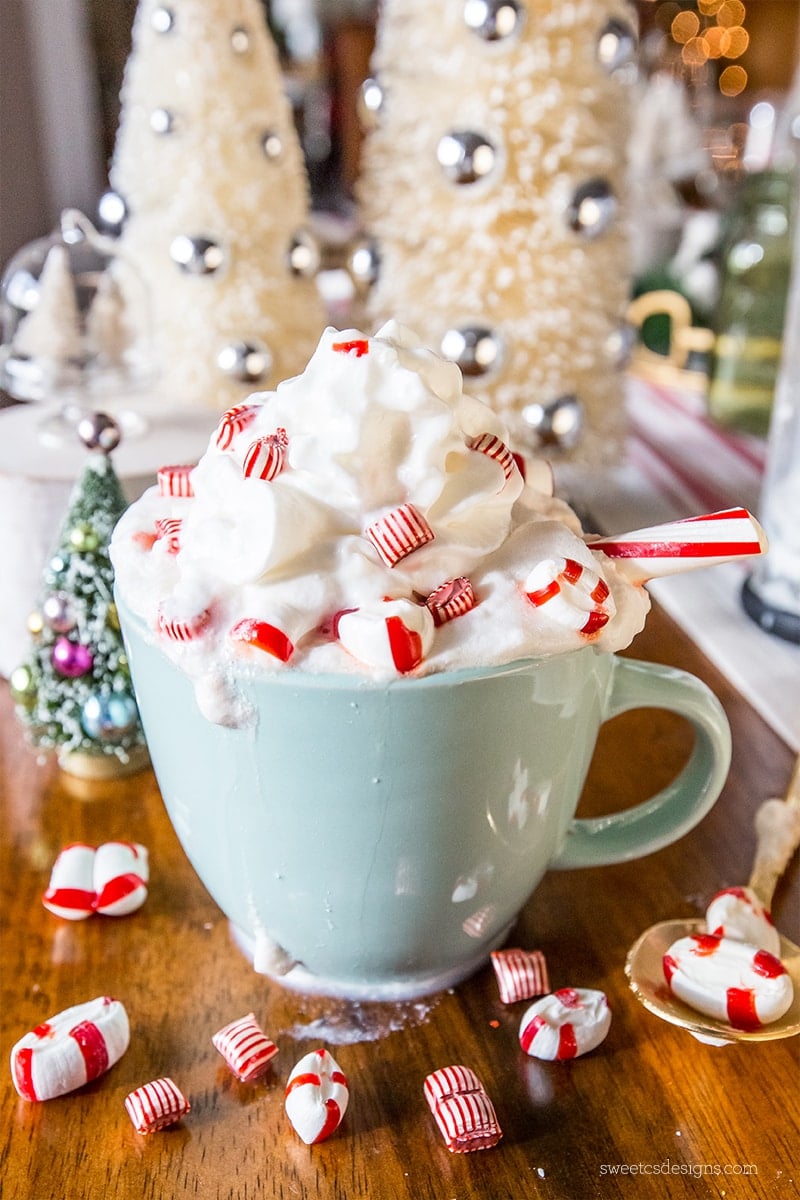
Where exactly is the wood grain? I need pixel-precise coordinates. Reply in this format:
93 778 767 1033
1 603 797 1200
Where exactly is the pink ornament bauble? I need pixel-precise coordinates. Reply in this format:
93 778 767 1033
52 636 94 678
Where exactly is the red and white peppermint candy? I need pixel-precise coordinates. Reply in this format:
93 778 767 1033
425 577 475 626
491 948 550 1004
93 842 149 917
42 843 96 920
590 507 767 584
336 598 435 674
524 556 615 636
519 988 611 1060
467 432 517 482
157 602 212 643
154 517 182 555
423 1065 502 1153
242 429 288 481
229 616 295 663
125 1077 190 1133
705 886 780 957
212 1013 278 1082
284 1048 349 1145
157 464 195 498
663 933 793 1031
214 403 260 451
365 503 434 567
11 997 130 1101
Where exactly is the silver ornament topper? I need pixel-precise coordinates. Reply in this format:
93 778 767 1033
596 17 638 76
287 229 321 278
77 411 122 454
604 320 636 370
437 131 498 185
567 179 617 239
463 0 525 42
97 190 128 234
170 234 225 275
522 394 584 450
217 340 272 383
440 325 503 377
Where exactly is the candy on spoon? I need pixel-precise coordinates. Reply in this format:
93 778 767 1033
589 507 766 583
663 934 792 1031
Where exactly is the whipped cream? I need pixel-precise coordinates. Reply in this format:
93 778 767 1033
111 322 650 721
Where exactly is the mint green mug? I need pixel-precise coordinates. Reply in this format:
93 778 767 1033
117 595 730 999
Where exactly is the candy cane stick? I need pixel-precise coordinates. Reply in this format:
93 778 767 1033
589 508 767 584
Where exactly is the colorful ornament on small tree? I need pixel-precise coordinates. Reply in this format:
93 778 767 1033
10 415 148 779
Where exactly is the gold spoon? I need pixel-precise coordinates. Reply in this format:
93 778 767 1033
626 756 800 1044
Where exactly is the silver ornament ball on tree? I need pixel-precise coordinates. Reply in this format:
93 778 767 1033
347 237 380 296
357 78 384 130
596 18 638 76
463 0 525 42
81 692 140 741
151 6 175 34
150 108 177 135
522 394 584 450
567 179 617 239
287 229 321 278
440 325 504 377
42 592 76 634
230 25 251 54
217 340 272 383
170 234 226 275
437 131 498 185
77 412 121 453
260 130 283 161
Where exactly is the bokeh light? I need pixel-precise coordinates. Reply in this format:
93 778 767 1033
672 10 700 42
719 64 748 95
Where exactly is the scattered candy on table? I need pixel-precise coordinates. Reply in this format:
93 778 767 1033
519 988 612 1060
11 997 130 1101
284 1048 349 1145
662 934 793 1031
125 1077 191 1134
423 1065 502 1153
42 842 149 919
212 1013 278 1082
491 947 550 1004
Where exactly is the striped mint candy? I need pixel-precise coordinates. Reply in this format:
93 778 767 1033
467 432 518 482
125 1077 190 1133
214 403 260 451
11 996 130 1101
491 948 550 1004
425 577 475 626
285 1048 349 1144
42 843 96 920
590 507 767 584
519 988 611 1060
157 603 212 642
228 616 295 663
663 933 793 1031
212 1013 278 1082
157 464 195 498
93 842 149 917
524 556 615 637
242 429 288 481
423 1065 502 1153
154 517 182 554
365 503 434 567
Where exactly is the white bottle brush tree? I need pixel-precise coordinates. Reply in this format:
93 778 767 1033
110 0 327 411
10 416 148 780
354 0 638 462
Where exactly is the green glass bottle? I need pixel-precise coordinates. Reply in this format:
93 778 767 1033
707 168 796 436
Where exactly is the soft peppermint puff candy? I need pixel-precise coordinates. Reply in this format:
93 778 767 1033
11 997 130 1101
284 1048 349 1144
705 886 781 957
336 597 435 674
662 933 793 1031
519 988 611 1059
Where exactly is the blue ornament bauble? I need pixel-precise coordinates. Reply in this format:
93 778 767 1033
81 692 139 740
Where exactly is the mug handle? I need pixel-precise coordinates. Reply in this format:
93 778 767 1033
550 656 731 869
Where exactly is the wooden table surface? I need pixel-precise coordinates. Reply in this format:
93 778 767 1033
1 604 798 1200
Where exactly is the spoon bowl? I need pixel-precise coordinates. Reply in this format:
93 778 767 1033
626 918 800 1044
